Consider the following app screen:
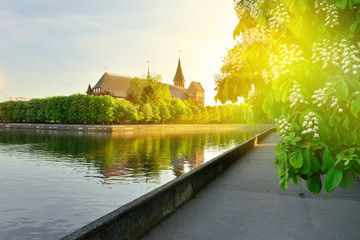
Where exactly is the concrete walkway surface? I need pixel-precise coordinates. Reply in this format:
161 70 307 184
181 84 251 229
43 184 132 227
141 132 360 240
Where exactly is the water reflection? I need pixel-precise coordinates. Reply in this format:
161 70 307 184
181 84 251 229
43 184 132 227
0 127 265 184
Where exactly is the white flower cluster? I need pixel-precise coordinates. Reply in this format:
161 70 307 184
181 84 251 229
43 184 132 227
312 39 360 75
248 86 256 99
301 112 320 138
263 44 304 84
228 25 271 72
241 26 271 49
314 0 339 28
311 82 343 113
349 91 360 110
228 49 242 72
268 2 290 31
277 116 292 135
262 69 272 84
289 82 309 108
234 0 260 19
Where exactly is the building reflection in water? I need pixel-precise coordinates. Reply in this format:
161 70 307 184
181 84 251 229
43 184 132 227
0 126 269 184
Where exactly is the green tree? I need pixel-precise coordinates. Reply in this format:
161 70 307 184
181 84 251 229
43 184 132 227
0 102 5 122
216 0 360 194
140 103 153 123
207 106 221 123
45 96 68 123
126 77 145 105
191 105 201 123
127 74 172 106
152 105 161 122
26 99 41 123
97 95 116 124
114 98 138 123
158 102 171 124
170 99 187 122
143 74 172 105
183 100 194 122
197 105 209 123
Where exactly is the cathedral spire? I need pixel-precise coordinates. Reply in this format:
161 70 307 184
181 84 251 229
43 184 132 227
173 58 185 88
147 60 150 79
86 84 93 95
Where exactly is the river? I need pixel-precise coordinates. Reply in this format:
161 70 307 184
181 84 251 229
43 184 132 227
0 125 272 239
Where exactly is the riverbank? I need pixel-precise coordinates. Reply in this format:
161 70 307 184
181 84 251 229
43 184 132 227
0 123 275 133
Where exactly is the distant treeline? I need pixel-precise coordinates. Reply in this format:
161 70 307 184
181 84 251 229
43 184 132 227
0 94 251 124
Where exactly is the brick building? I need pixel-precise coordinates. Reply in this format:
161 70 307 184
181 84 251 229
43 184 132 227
87 58 205 105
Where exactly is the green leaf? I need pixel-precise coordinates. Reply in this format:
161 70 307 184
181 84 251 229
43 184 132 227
274 142 282 154
277 150 287 162
307 174 322 194
291 137 301 145
336 80 349 101
350 21 358 33
355 158 360 168
350 95 360 118
310 154 321 174
278 165 285 178
342 116 350 130
332 127 341 147
262 93 274 115
288 0 296 13
297 0 308 12
349 0 354 9
233 21 241 39
325 168 343 195
339 169 355 189
329 115 336 127
321 146 335 173
335 0 347 9
302 148 311 174
291 175 300 185
289 132 295 140
279 178 288 190
274 157 280 167
290 151 303 168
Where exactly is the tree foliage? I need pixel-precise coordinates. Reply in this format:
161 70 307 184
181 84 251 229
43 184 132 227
216 0 360 194
127 74 172 106
0 95 251 125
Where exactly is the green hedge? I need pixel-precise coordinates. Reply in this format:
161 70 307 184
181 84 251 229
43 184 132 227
0 94 251 124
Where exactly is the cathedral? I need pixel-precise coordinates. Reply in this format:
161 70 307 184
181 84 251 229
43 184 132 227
86 58 205 105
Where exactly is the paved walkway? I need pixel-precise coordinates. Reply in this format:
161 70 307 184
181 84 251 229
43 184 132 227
142 132 360 240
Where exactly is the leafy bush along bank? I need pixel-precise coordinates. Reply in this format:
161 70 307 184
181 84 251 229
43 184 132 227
0 94 251 124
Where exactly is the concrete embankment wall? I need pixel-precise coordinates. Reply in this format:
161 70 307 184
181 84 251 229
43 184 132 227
0 123 275 134
61 128 276 240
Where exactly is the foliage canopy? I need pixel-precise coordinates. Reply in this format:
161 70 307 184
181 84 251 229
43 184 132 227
215 0 360 194
127 74 172 106
0 94 251 125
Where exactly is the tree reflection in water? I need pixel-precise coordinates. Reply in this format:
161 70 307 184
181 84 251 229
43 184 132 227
0 125 271 184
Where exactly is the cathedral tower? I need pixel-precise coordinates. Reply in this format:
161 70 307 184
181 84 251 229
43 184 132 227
173 58 185 88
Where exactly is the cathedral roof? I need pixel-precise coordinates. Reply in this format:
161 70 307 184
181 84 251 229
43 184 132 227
188 81 205 92
93 72 133 98
86 84 93 94
167 84 189 100
92 72 189 101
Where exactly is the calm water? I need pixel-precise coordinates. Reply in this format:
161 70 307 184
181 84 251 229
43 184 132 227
0 125 271 240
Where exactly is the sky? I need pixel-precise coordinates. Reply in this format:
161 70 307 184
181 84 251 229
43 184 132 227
0 0 239 105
